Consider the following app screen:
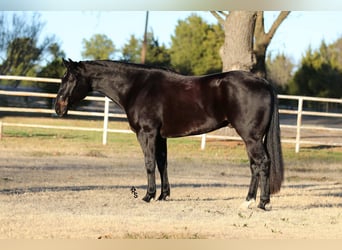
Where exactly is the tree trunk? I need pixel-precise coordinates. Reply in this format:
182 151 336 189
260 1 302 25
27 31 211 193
211 11 290 77
253 11 290 78
217 11 257 72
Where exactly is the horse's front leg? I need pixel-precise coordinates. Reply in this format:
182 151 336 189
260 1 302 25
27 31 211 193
137 130 157 202
155 133 170 200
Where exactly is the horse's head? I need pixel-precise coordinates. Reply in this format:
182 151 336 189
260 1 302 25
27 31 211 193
55 59 91 117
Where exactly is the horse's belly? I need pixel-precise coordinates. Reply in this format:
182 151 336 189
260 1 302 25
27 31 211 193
160 116 228 138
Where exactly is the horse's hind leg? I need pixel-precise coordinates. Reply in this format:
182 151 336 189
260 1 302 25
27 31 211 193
240 158 259 209
155 133 170 200
245 139 271 210
241 157 259 208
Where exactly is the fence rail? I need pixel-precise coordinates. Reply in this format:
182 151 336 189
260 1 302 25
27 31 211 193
1 75 342 152
277 94 342 152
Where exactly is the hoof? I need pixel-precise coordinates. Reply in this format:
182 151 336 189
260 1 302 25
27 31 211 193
265 203 272 211
240 199 256 210
142 193 156 202
258 202 272 211
158 192 170 201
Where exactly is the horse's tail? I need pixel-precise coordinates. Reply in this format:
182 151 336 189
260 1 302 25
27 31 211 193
265 88 284 194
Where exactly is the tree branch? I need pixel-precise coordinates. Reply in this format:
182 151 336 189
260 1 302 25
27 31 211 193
218 11 228 17
254 11 265 41
210 11 226 26
266 11 291 43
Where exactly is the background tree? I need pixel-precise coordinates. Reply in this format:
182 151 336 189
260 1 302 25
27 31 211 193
121 32 170 67
81 34 116 60
1 37 42 77
145 35 171 67
266 53 294 93
35 43 66 107
327 37 342 69
289 41 342 98
37 43 66 91
121 35 141 63
169 14 224 75
0 12 55 86
211 11 290 77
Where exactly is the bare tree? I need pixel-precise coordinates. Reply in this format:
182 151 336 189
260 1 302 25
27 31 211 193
211 11 290 77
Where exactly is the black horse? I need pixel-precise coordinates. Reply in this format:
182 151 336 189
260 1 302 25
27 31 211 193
55 59 284 210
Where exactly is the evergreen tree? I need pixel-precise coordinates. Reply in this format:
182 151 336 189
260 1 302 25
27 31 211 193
145 35 170 67
169 14 224 75
121 35 141 63
327 37 342 70
289 41 342 98
120 32 170 67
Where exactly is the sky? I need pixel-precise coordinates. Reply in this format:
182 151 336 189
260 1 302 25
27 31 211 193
4 11 342 66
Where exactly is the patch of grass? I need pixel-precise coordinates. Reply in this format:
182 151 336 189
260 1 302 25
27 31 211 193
3 126 100 142
4 129 56 139
285 147 342 163
85 150 107 158
1 116 342 168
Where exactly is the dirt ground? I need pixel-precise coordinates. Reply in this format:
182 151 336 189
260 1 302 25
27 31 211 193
0 137 341 239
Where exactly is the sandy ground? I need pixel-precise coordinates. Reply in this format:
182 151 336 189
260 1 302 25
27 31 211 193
0 146 341 239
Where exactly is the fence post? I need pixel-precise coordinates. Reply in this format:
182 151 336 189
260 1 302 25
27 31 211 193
102 97 110 145
201 134 206 150
295 97 303 153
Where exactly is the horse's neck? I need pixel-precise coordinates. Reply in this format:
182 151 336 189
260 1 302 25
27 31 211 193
89 66 135 108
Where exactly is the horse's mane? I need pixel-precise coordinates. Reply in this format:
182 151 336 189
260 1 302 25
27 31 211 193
81 60 180 76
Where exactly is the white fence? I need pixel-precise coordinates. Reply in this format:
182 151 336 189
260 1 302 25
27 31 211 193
277 94 342 152
1 75 342 153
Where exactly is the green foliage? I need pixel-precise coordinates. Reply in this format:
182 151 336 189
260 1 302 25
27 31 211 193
1 37 41 77
328 37 342 68
81 34 116 60
145 36 171 67
289 41 342 98
38 43 66 79
121 15 223 74
121 32 171 67
37 43 66 96
269 37 342 98
0 13 55 86
121 35 141 63
169 14 224 75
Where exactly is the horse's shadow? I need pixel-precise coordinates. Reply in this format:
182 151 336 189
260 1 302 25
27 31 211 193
1 182 341 207
0 183 247 203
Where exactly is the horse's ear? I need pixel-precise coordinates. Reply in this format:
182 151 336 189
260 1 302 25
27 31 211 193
62 58 78 70
62 58 71 68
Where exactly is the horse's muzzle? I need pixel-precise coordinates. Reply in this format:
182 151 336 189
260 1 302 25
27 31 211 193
55 97 69 117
